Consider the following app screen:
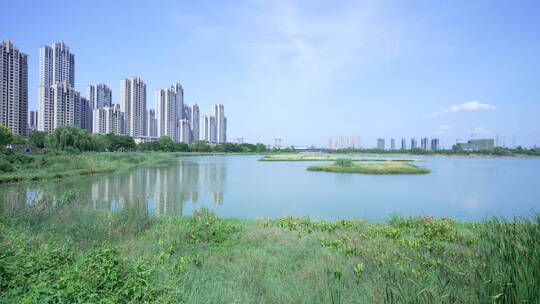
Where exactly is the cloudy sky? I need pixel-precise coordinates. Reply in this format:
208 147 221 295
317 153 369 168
2 0 539 147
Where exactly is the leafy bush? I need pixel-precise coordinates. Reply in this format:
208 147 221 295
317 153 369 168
0 238 158 303
0 158 14 172
334 158 353 167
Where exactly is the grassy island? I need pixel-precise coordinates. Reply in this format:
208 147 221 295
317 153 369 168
259 154 421 162
307 161 430 174
0 194 538 303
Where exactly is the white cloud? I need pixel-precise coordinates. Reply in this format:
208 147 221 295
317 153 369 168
424 101 496 118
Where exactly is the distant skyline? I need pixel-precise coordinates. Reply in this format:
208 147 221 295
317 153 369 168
2 0 539 147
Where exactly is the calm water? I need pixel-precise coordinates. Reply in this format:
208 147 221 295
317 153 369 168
2 155 539 221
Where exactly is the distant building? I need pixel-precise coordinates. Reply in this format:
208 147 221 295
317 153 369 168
454 139 495 150
86 83 112 109
430 138 440 150
92 104 126 135
28 110 38 131
147 109 157 137
190 104 200 141
351 136 361 149
411 138 417 149
401 138 407 150
155 83 180 141
275 137 282 148
390 138 396 150
377 138 385 150
39 82 89 132
421 137 429 150
212 104 226 143
327 139 334 150
179 119 191 144
1 40 28 136
236 137 244 144
120 77 147 137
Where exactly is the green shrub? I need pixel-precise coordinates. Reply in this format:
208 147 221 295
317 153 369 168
334 158 353 167
0 158 14 172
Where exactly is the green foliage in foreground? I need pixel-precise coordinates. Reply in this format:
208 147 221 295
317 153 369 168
308 162 430 174
0 190 539 303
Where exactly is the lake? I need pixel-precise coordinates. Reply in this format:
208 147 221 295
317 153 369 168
2 155 539 221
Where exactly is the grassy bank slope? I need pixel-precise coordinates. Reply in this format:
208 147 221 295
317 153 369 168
1 194 538 303
0 152 181 184
307 161 430 174
259 154 421 162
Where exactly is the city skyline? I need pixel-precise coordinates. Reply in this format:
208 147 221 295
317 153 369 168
1 1 539 147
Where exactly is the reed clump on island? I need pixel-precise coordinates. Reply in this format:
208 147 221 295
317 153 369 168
0 191 538 303
307 159 430 174
259 154 421 162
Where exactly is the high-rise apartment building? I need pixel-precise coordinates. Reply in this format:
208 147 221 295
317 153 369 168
0 40 28 136
421 137 429 150
155 84 181 141
86 83 112 109
377 138 385 150
430 138 440 150
201 115 210 142
39 82 89 132
190 104 200 141
390 138 396 150
147 109 157 137
78 96 92 131
328 139 334 149
411 138 418 149
120 77 147 137
28 110 38 131
401 138 407 150
92 104 125 135
212 104 226 143
179 119 191 144
209 116 217 143
39 42 75 88
236 137 244 144
351 136 361 149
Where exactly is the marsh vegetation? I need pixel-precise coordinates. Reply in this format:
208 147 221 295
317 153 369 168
307 161 430 174
0 191 538 303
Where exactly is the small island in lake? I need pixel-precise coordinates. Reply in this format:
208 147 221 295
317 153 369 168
307 159 430 174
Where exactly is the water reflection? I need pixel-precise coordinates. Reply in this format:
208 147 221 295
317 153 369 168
0 159 227 217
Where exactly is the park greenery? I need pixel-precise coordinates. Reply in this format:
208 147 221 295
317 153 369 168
0 125 277 183
0 190 538 303
307 160 430 174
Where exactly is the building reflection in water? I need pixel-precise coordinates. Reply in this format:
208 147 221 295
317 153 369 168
83 159 226 215
0 159 227 217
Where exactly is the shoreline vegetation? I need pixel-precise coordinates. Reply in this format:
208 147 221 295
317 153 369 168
307 160 430 174
0 193 538 303
259 154 422 162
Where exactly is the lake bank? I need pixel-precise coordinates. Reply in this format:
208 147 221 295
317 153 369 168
307 161 430 174
0 152 183 184
1 197 538 303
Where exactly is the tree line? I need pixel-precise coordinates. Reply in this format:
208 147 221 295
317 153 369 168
0 125 269 153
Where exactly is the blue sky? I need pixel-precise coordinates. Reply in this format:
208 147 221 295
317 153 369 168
2 0 539 147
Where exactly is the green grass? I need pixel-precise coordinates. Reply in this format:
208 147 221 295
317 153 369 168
259 154 421 162
307 161 430 174
0 152 192 184
0 191 538 303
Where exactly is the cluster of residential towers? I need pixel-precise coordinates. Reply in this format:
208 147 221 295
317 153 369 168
1 40 227 144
